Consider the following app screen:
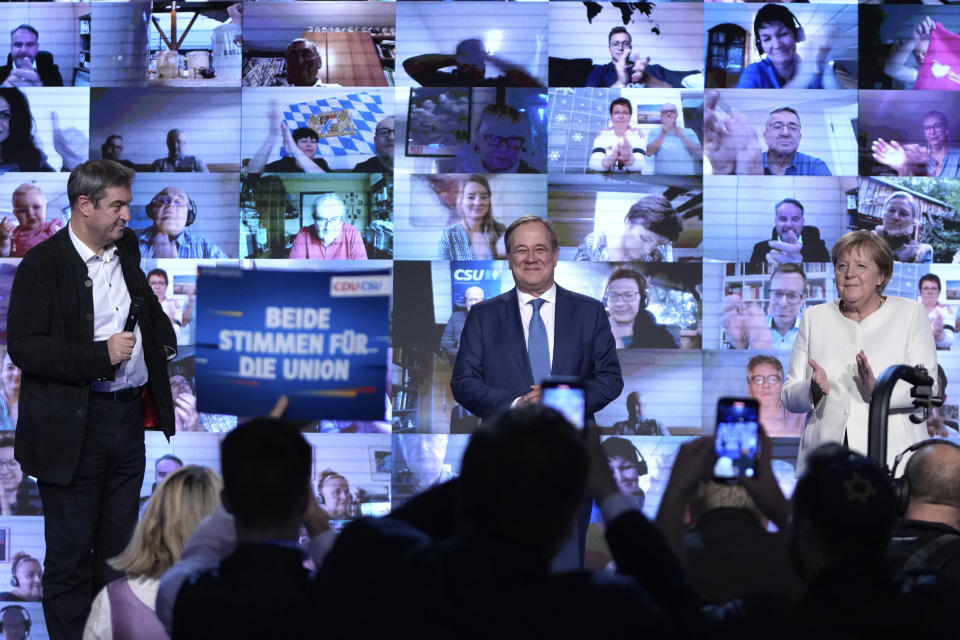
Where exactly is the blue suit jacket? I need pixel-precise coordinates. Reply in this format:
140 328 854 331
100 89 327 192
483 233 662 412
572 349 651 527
451 285 623 420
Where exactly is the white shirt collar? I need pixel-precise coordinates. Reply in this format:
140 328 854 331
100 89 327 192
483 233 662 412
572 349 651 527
516 283 557 306
68 221 118 263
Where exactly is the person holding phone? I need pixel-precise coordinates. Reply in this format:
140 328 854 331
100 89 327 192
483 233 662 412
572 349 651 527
782 230 937 472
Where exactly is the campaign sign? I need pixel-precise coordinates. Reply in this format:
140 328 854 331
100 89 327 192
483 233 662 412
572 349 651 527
195 267 391 420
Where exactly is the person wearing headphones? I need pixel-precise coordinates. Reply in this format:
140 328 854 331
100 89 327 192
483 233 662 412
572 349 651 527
0 605 29 640
737 4 827 89
602 268 677 349
887 439 960 586
601 437 649 506
316 469 357 520
137 186 228 258
0 554 41 602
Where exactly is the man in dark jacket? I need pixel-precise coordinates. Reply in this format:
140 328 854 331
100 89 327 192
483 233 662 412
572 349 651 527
0 25 63 87
6 159 175 640
748 198 830 270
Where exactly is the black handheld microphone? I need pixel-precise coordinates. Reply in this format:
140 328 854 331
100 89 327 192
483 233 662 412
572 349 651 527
114 297 143 370
123 297 144 333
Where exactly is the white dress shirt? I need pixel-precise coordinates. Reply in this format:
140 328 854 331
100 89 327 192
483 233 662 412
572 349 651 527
69 223 148 390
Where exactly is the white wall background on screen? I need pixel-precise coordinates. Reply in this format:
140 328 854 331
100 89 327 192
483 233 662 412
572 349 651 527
240 87 396 172
0 3 86 87
395 2 547 87
700 262 837 351
393 173 548 261
88 87 240 170
242 2 396 53
17 88 89 173
595 350 702 435
702 175 857 263
394 87 549 175
708 89 858 178
548 3 705 77
126 173 241 258
90 2 153 86
703 4 858 76
0 174 70 228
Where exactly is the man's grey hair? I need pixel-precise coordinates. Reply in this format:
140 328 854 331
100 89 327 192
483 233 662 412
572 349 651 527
312 193 344 216
67 159 135 209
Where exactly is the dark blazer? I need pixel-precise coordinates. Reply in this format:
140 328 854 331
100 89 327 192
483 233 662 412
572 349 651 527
0 52 64 87
748 225 830 270
173 544 315 639
451 285 622 421
7 226 176 485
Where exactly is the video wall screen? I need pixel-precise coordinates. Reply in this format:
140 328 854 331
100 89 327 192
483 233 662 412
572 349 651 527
4 4 960 633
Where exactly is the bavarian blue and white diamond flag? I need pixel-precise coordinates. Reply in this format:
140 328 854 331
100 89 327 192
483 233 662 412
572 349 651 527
281 92 386 158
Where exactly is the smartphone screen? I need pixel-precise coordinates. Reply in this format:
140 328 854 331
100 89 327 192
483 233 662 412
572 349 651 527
542 379 586 429
713 397 760 483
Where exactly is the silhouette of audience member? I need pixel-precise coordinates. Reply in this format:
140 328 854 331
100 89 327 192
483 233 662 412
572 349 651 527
888 440 960 586
0 553 41 602
403 38 541 88
683 481 803 604
161 417 331 638
658 437 956 636
322 406 686 637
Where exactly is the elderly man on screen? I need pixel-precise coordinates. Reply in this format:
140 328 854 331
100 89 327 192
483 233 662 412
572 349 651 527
137 186 228 259
150 129 208 173
703 92 831 176
289 193 367 260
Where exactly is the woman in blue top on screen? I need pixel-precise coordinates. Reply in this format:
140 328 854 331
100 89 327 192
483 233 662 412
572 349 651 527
736 5 823 90
437 175 506 260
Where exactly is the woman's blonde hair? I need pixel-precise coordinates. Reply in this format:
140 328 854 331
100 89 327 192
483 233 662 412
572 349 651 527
109 465 222 579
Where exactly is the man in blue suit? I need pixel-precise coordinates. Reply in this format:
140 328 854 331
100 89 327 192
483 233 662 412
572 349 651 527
451 215 623 423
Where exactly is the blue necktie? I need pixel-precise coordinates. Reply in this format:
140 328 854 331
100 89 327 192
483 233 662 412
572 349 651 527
528 298 550 384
